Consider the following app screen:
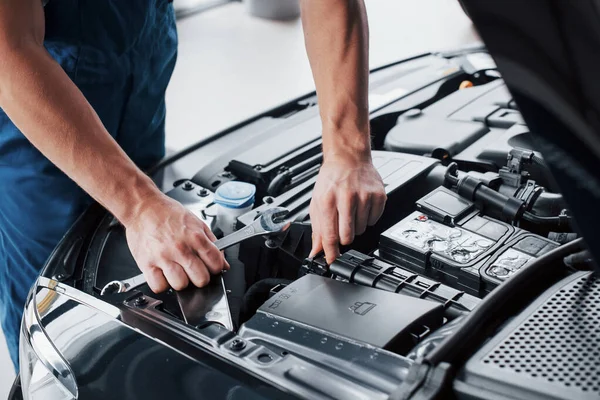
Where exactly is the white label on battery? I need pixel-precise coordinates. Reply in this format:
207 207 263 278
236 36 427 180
487 248 533 280
389 213 494 264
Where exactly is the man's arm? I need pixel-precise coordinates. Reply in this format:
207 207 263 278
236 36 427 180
301 0 387 263
0 0 228 291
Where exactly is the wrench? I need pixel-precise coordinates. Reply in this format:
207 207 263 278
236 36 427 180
100 207 290 295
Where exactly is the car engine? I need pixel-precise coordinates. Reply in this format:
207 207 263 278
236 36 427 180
62 50 594 399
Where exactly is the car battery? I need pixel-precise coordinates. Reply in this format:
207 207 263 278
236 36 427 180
482 233 559 284
378 187 559 297
319 250 481 320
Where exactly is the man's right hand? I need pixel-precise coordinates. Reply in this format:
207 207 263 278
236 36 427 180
123 195 230 293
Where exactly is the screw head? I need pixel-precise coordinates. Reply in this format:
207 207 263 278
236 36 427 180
183 182 194 191
265 239 278 249
197 188 209 197
254 165 263 171
134 296 148 307
230 339 246 351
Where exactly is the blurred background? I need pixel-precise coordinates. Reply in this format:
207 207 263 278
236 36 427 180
0 0 476 395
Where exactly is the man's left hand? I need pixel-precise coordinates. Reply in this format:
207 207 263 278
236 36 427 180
309 153 387 264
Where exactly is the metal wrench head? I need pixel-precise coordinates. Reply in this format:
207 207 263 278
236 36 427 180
257 207 291 234
100 273 147 296
100 280 126 296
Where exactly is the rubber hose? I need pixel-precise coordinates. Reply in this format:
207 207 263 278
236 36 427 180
266 170 292 197
522 211 572 227
267 153 323 196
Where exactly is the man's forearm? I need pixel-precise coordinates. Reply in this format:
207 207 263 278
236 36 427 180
300 0 370 160
0 43 162 226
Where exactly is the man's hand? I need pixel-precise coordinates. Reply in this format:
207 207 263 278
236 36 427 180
309 152 386 264
301 0 378 263
124 195 230 293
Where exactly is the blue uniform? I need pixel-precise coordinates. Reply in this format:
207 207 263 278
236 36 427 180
0 0 177 369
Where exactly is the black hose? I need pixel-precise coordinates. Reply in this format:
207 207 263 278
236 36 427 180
289 164 322 187
266 153 323 196
522 210 572 228
424 238 585 366
291 153 323 174
266 170 292 197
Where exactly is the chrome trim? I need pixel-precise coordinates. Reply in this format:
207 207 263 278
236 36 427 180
23 286 79 399
37 277 120 318
22 278 121 399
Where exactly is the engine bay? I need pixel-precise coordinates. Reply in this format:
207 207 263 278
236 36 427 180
72 50 590 398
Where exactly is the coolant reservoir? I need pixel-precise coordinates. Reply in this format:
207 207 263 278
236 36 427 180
214 182 256 237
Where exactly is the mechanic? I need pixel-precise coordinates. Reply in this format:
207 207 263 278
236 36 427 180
0 0 386 369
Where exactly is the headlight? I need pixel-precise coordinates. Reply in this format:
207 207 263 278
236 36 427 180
19 284 78 400
19 333 74 400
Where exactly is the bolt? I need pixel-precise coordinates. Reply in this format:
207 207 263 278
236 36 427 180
265 239 278 249
230 339 246 351
183 182 194 191
254 165 263 171
134 296 148 307
197 188 209 197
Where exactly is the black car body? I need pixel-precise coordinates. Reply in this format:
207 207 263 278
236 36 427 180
12 2 600 399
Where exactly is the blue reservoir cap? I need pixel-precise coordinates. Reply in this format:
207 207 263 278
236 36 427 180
214 182 256 209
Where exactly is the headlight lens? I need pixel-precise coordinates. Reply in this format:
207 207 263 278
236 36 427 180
19 325 74 400
19 284 78 400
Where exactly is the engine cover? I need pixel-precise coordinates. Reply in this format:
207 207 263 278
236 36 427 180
241 274 444 355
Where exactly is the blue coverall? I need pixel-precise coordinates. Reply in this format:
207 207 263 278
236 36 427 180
0 0 177 369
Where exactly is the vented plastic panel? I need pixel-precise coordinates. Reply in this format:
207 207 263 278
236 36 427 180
483 274 600 393
458 271 600 400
